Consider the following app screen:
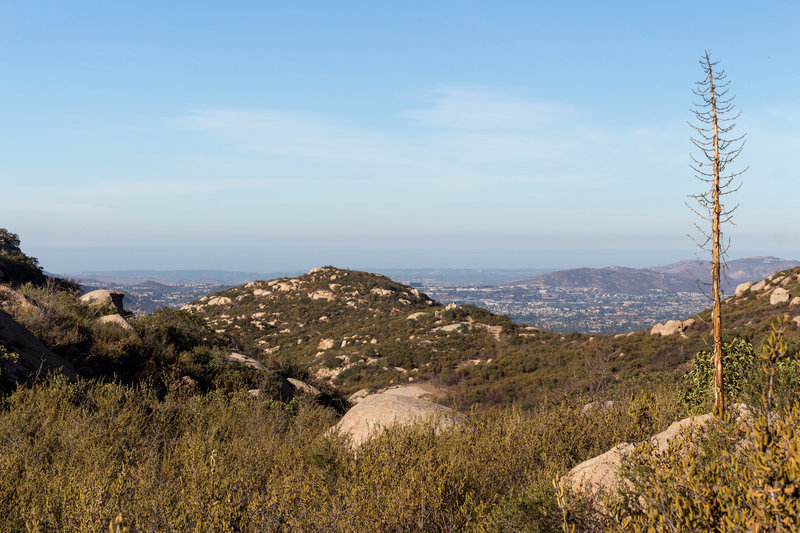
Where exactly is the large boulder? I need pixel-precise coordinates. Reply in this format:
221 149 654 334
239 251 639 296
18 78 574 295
770 287 791 305
334 392 464 447
660 320 683 336
561 412 715 500
751 280 768 293
735 281 754 296
651 320 684 336
0 309 77 382
561 443 635 500
95 314 134 333
79 290 125 313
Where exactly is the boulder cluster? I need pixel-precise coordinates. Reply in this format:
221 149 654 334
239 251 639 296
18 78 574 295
650 318 695 337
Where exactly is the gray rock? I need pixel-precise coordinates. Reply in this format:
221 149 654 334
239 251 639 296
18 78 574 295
335 392 464 447
79 290 125 313
770 287 791 305
287 377 321 397
735 281 754 295
751 280 768 293
561 443 635 500
226 352 267 371
561 411 723 501
660 320 683 336
652 320 683 336
95 314 134 333
318 338 335 350
348 388 370 404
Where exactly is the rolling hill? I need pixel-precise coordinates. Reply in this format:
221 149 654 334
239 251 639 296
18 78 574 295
515 256 800 295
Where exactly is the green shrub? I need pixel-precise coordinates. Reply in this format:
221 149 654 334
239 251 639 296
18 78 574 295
680 337 757 409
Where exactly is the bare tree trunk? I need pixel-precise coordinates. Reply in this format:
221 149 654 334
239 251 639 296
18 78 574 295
708 52 724 415
689 51 745 417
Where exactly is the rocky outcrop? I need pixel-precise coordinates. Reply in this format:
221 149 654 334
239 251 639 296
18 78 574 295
750 280 768 293
735 281 754 295
334 392 464 447
650 319 685 336
79 290 125 313
770 287 791 305
561 411 722 501
0 309 77 382
206 296 232 306
318 338 335 350
226 352 267 371
95 314 134 333
287 377 321 397
562 443 635 499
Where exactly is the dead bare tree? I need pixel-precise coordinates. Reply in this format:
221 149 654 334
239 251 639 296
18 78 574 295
688 51 747 415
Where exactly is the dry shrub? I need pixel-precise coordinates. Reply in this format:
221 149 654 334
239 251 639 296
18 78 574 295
0 375 688 532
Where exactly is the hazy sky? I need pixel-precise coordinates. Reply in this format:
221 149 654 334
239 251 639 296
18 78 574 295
2 1 798 273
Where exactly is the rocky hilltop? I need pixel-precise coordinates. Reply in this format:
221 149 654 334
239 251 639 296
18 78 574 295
182 266 516 400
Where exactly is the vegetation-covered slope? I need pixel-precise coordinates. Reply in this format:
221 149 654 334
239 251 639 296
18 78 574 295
183 265 800 408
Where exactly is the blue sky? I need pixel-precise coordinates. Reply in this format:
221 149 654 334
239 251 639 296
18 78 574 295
1 1 798 273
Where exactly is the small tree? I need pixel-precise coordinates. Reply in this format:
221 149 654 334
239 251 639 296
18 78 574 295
688 51 747 415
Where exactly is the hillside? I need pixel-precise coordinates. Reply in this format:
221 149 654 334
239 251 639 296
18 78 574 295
184 264 800 408
649 256 800 293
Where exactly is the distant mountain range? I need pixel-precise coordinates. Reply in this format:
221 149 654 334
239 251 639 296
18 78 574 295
516 256 800 295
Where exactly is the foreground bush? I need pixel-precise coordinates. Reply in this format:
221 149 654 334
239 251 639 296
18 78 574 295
605 319 800 532
0 377 682 532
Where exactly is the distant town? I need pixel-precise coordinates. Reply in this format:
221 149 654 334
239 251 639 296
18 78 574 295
406 281 708 334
